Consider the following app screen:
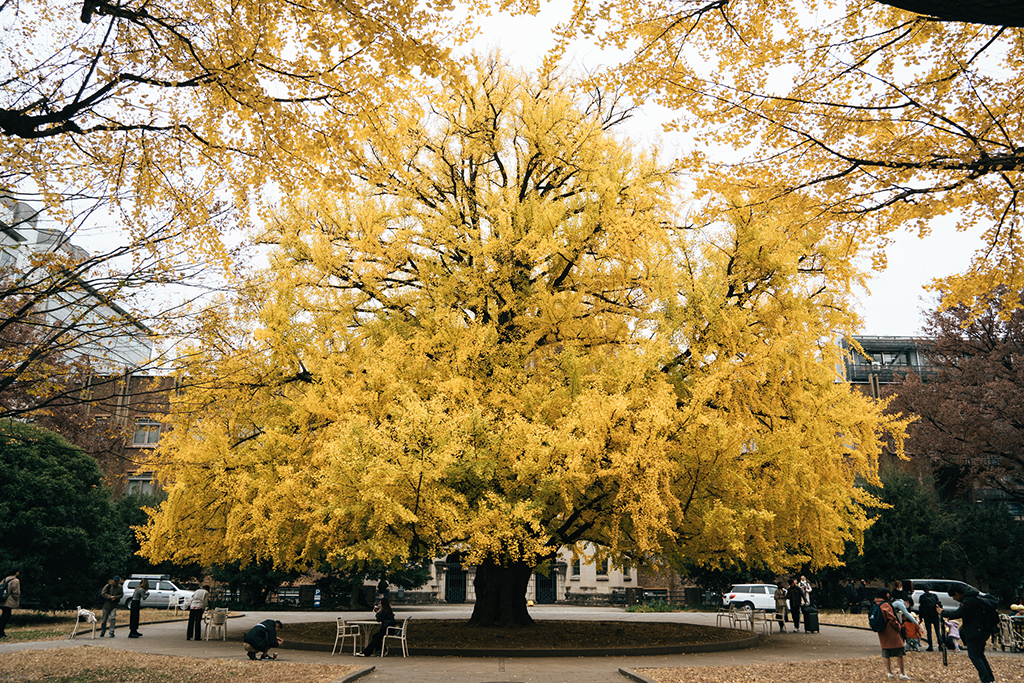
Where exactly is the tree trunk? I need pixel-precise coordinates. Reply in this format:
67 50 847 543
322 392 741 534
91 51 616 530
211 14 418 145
468 559 535 627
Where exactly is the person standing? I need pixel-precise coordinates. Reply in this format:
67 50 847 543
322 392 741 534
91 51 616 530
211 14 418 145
0 567 20 640
875 588 910 680
127 579 149 638
99 576 123 638
846 579 859 614
918 586 941 651
787 579 804 631
940 586 995 682
858 579 870 610
243 619 284 660
377 578 390 600
774 582 789 633
187 585 210 641
799 575 814 607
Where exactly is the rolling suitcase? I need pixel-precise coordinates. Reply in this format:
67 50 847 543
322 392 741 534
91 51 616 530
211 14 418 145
802 605 819 633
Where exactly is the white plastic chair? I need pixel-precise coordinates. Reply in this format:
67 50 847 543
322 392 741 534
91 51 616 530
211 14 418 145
381 617 410 657
731 606 754 631
751 609 772 634
332 618 362 656
69 606 97 639
204 608 228 641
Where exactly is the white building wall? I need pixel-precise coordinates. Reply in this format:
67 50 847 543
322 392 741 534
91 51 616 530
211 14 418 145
1 196 153 371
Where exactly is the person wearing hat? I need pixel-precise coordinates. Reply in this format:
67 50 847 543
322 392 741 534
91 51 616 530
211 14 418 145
99 575 124 638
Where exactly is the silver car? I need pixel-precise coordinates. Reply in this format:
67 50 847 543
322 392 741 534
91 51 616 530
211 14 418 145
902 579 980 612
120 578 194 608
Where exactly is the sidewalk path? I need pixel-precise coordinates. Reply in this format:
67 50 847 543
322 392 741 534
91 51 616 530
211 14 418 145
0 605 977 683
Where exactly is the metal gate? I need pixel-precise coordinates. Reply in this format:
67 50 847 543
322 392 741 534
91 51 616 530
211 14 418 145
445 563 467 603
535 572 557 604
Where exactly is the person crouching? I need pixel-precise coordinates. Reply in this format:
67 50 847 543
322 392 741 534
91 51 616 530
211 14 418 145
243 619 284 660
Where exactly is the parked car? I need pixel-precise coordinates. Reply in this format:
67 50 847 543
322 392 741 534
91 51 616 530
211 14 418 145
901 579 982 612
121 576 194 608
722 584 779 610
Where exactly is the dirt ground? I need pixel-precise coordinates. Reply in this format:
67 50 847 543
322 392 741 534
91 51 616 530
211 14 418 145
287 609 871 650
640 653 1024 683
288 618 749 649
0 609 191 643
0 648 355 683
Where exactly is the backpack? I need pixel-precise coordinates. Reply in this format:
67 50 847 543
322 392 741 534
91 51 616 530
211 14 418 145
919 591 939 613
978 593 1001 636
868 601 888 632
0 578 8 601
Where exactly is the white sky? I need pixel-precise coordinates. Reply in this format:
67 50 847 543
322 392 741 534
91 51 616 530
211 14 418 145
460 5 985 338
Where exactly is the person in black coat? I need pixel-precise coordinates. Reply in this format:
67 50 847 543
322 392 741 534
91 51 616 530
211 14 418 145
939 587 994 683
918 587 942 651
845 580 859 614
244 619 284 660
357 597 397 656
787 579 804 631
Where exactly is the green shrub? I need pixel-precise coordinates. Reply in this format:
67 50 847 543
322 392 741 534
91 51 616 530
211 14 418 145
626 600 676 613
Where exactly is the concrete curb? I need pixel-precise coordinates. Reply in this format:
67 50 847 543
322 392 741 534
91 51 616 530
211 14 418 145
330 665 375 683
619 667 661 683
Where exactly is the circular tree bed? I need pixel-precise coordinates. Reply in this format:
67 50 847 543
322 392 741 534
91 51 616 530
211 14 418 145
286 619 755 656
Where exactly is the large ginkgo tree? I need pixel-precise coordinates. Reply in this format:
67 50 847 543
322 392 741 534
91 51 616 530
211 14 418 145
139 57 906 626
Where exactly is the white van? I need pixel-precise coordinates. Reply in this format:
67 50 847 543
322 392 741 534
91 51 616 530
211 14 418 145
121 575 194 608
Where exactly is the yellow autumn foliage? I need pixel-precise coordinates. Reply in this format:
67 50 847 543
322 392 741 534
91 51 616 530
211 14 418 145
1 0 460 262
546 0 1024 316
139 58 907 580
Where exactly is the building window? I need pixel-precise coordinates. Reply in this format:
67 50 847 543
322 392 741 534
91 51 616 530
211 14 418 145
126 474 154 495
571 559 581 581
132 420 161 447
596 558 609 580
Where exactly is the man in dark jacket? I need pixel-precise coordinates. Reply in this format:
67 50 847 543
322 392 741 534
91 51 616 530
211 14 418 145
787 579 804 631
940 586 994 682
243 619 284 660
918 587 941 652
99 576 124 638
845 580 859 613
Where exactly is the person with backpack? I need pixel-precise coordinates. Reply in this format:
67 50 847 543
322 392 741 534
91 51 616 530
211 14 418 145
0 567 20 640
939 586 998 683
918 587 942 651
99 575 124 638
872 588 911 680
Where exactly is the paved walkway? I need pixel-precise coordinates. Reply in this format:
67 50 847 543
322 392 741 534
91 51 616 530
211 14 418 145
0 605 989 683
